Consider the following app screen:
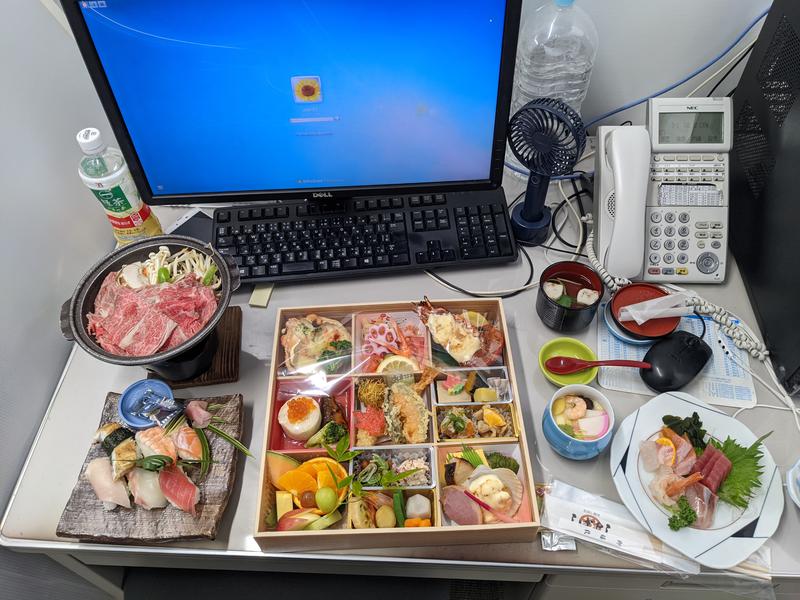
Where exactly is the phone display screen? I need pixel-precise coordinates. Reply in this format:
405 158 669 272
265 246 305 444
658 112 724 144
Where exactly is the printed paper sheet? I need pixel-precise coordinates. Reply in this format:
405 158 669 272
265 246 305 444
597 305 756 408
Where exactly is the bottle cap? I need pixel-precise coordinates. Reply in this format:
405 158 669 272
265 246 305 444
554 0 574 6
76 127 105 154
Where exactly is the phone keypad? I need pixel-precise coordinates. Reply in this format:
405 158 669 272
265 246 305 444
645 208 726 280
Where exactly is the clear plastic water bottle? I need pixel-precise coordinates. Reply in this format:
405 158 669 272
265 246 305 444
506 0 598 176
77 128 162 245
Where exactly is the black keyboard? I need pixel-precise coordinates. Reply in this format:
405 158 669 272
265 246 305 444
211 189 517 283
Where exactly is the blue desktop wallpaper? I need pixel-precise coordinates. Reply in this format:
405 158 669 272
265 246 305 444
80 0 507 195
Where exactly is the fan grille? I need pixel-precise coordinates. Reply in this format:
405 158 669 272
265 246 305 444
508 98 586 176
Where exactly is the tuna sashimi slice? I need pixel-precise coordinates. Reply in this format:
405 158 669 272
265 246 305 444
692 445 718 475
703 453 732 493
158 466 199 516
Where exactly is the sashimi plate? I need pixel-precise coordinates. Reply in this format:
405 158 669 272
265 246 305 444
610 392 783 570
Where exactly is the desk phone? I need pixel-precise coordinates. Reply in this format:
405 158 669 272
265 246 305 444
644 97 731 282
593 98 731 284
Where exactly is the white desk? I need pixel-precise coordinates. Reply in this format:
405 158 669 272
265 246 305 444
3 178 799 597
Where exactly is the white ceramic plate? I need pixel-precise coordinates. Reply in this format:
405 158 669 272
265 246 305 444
610 392 783 570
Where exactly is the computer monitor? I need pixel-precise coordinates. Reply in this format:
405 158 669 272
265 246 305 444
61 0 521 206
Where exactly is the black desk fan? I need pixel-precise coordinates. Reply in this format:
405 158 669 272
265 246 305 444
507 98 587 245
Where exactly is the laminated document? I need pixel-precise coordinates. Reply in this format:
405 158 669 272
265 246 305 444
597 306 756 408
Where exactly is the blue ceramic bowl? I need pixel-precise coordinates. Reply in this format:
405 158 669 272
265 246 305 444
118 378 174 430
542 384 615 460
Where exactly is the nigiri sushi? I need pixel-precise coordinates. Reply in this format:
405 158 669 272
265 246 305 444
94 423 137 480
170 425 203 461
159 465 199 516
135 426 177 463
185 400 212 428
84 457 131 510
127 467 168 510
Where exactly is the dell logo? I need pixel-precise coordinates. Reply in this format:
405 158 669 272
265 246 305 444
312 192 333 198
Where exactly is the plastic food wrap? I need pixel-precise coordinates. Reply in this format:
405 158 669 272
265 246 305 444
541 480 776 599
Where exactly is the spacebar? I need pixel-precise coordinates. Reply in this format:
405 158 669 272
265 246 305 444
281 261 316 275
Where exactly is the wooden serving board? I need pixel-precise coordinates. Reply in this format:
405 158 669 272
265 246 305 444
56 392 243 544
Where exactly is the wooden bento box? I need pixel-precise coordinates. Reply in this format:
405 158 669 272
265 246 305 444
255 299 540 551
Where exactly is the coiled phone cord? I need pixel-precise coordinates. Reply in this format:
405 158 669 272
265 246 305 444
582 215 769 361
584 213 800 434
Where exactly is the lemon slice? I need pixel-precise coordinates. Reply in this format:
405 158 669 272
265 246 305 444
654 436 676 466
376 354 419 373
465 311 488 328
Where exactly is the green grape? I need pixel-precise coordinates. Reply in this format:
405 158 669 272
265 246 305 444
315 487 338 513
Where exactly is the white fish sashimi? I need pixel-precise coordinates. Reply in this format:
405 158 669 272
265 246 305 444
85 457 131 509
127 467 168 510
640 440 661 472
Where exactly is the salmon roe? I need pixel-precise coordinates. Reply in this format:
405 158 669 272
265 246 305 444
286 396 317 423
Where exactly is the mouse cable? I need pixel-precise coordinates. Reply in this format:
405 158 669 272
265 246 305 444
424 185 592 298
424 244 535 298
719 340 800 434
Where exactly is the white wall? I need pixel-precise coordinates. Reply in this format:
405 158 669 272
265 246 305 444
0 1 115 598
523 0 767 126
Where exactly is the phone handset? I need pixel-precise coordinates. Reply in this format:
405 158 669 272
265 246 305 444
603 127 651 279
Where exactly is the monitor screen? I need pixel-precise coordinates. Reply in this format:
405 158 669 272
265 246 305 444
77 0 508 197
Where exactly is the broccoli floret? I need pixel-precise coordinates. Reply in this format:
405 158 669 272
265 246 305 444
305 422 347 448
318 340 352 374
486 452 520 474
668 496 697 531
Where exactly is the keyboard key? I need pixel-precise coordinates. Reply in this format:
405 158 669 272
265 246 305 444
216 236 233 247
216 210 230 223
238 209 250 221
238 266 250 277
429 249 442 262
438 218 449 229
252 265 266 277
487 245 499 257
389 222 405 233
376 254 390 266
330 259 341 270
343 258 359 269
409 196 421 206
390 253 409 265
391 197 403 208
282 261 316 274
462 246 487 259
277 207 288 218
422 195 433 205
318 260 329 271
434 194 445 204
245 255 257 267
498 234 513 255
268 265 280 276
264 207 275 218
415 251 427 264
455 207 466 217
360 256 374 267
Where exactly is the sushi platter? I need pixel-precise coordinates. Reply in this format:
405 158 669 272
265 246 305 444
57 392 243 543
255 298 540 551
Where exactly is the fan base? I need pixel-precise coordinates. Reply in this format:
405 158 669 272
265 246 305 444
511 203 551 245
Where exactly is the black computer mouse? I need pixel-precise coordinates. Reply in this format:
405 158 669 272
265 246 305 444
639 330 712 392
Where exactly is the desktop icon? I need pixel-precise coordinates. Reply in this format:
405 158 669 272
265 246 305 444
291 76 322 103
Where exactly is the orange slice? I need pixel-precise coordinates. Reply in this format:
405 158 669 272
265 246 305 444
655 437 676 466
294 462 319 478
276 470 317 497
317 469 337 491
